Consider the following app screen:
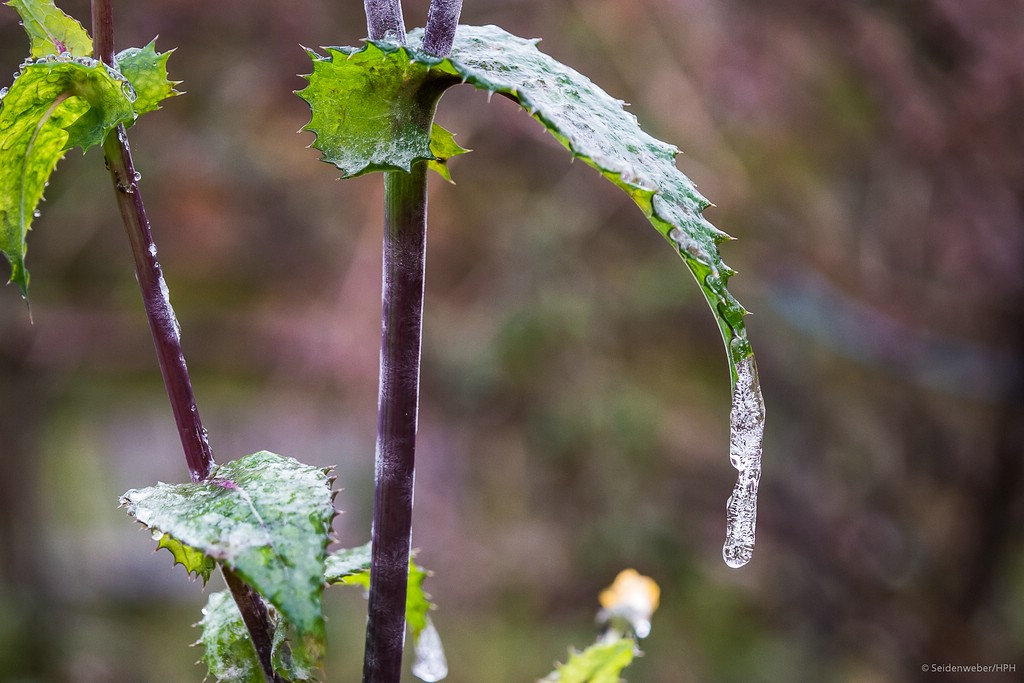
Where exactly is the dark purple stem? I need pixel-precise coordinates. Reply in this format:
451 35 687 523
360 5 460 682
91 2 282 681
423 0 463 57
364 0 406 42
92 0 212 484
363 162 429 683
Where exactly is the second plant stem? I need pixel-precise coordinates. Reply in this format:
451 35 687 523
92 2 283 680
101 125 285 683
364 162 430 683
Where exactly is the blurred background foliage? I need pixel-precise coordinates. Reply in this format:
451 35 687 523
2 0 1023 681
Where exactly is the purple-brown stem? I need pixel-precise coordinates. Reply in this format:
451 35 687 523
91 2 282 681
423 0 463 57
360 3 460 682
363 162 429 683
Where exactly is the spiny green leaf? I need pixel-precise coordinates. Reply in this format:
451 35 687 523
541 639 636 683
428 123 469 182
155 531 215 583
297 42 458 177
325 543 438 641
198 590 320 683
6 0 92 58
298 24 755 386
115 40 181 117
0 57 135 295
120 451 336 642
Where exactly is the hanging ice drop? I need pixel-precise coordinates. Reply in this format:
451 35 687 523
723 354 765 568
411 616 448 682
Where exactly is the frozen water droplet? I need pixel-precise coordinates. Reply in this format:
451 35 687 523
148 243 158 258
133 171 142 182
411 616 448 682
33 209 41 218
155 274 182 342
722 354 765 568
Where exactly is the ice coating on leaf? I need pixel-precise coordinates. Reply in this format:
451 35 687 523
723 355 764 568
411 616 448 682
198 589 319 683
299 27 747 365
120 451 336 640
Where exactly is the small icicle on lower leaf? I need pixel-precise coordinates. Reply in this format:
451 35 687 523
411 615 448 682
723 354 765 568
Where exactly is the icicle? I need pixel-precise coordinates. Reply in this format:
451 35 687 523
723 354 765 568
411 616 448 682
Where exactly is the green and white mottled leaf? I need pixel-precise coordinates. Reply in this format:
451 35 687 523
120 451 336 641
541 639 636 683
299 24 755 385
0 57 135 294
6 0 91 58
198 590 319 683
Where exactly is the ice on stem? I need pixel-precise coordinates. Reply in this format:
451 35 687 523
411 616 448 682
723 354 765 568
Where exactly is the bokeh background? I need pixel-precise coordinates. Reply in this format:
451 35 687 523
2 0 1022 681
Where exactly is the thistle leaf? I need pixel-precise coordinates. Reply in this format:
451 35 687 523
115 40 181 117
298 24 756 384
6 0 92 58
541 639 636 683
428 123 469 182
0 57 135 295
120 451 336 642
325 542 443 677
155 532 216 583
198 590 320 683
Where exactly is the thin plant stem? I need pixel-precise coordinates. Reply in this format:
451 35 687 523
91 2 283 681
363 161 430 683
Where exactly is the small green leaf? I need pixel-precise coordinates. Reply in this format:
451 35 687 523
120 451 336 642
541 639 636 683
428 123 469 182
325 543 438 640
6 0 92 58
0 58 135 295
198 590 319 683
155 531 215 583
115 40 181 117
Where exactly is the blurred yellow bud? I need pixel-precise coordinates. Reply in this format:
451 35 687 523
597 569 660 639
